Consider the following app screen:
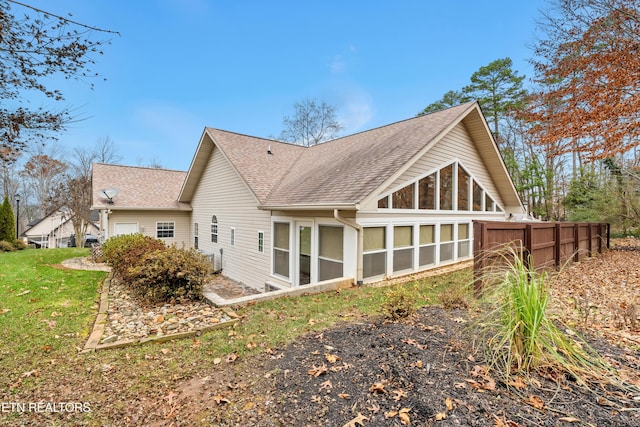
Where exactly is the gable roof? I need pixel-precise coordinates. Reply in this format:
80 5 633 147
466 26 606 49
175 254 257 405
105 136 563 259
179 101 522 211
92 163 190 210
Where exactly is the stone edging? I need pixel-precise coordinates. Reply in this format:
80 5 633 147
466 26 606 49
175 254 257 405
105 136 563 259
81 273 238 353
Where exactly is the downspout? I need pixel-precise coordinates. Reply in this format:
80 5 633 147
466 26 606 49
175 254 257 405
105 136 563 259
333 209 363 286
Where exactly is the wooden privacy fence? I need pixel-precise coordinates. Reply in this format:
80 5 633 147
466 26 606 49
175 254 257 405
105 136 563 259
473 221 609 287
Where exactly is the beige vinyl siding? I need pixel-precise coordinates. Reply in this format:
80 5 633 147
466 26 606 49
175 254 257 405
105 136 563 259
381 123 503 208
108 210 190 245
190 143 272 291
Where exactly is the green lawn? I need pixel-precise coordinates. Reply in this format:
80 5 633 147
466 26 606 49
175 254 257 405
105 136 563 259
0 248 471 425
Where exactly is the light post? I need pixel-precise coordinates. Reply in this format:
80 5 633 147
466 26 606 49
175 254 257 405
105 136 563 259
14 193 21 240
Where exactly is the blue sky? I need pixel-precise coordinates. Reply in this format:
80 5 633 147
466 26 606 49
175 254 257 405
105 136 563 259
24 0 546 170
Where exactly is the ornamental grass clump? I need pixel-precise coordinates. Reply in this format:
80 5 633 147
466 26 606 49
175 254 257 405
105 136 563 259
477 245 627 392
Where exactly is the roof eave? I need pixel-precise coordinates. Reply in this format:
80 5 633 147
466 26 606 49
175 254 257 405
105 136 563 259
259 203 359 211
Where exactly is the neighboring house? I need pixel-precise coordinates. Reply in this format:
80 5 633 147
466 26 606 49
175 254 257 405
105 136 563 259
92 102 526 291
22 209 99 248
91 164 191 245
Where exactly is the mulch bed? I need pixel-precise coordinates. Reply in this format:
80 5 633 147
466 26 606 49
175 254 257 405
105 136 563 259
264 307 640 426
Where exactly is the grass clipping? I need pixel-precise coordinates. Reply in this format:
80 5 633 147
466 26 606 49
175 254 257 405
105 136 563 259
477 246 632 393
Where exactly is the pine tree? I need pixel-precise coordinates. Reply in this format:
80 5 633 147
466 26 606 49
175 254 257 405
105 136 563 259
0 196 16 242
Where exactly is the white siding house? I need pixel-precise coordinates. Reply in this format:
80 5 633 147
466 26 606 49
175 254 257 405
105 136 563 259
92 102 526 292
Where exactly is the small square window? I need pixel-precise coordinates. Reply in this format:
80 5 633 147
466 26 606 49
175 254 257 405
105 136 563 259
156 222 175 238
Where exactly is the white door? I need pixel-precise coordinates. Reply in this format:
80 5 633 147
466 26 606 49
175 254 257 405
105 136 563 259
296 221 314 286
114 223 138 236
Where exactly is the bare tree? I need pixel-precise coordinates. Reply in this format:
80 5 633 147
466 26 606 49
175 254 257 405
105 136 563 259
49 138 122 247
0 1 116 162
279 98 343 147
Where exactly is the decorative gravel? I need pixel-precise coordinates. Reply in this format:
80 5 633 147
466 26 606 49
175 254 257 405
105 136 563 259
100 278 233 344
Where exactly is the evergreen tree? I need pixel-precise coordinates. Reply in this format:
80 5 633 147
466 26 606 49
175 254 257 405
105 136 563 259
0 196 15 242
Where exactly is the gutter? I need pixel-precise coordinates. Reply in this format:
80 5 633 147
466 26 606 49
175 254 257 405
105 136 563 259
333 209 363 286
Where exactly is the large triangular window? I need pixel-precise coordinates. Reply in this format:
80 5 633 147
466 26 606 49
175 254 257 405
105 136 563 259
377 161 502 212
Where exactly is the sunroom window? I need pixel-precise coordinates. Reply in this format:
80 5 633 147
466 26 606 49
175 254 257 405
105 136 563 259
318 226 344 281
392 183 414 209
393 225 413 272
363 227 386 278
458 223 471 258
439 164 453 210
457 166 470 211
419 224 436 267
418 173 436 210
473 181 483 211
440 224 454 262
273 222 290 278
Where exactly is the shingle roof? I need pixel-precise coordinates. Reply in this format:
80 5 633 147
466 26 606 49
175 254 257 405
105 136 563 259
206 129 306 202
264 102 474 206
180 101 522 210
91 163 190 210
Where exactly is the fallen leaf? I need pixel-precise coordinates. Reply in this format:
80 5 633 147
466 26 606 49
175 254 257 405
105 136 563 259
435 411 447 420
22 370 38 378
399 407 411 425
213 357 221 365
164 390 177 405
213 394 229 404
0 308 10 314
558 416 580 423
507 376 527 389
492 414 508 427
367 403 380 414
160 348 170 355
308 364 328 377
243 401 254 410
319 379 332 392
392 388 407 401
246 341 257 350
483 376 496 391
325 353 340 363
528 395 544 409
338 393 351 399
369 381 386 393
191 339 201 348
225 353 238 363
343 412 368 427
596 397 616 407
470 365 490 377
42 344 52 352
308 318 317 325
16 290 30 296
384 410 398 419
41 319 56 329
445 397 453 410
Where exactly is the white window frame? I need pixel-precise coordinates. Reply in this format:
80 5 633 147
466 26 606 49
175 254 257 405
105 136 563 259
258 231 264 253
156 221 175 238
211 215 218 243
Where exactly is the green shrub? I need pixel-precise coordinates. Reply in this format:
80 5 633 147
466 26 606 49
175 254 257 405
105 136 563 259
13 239 27 250
127 245 213 304
101 234 165 280
380 284 417 320
0 240 15 252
